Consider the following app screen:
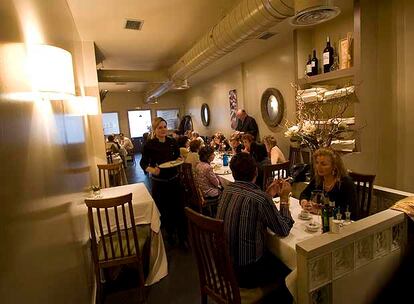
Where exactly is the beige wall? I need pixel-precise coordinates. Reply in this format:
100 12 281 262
0 0 102 302
102 91 185 138
343 0 414 192
185 65 243 137
185 30 296 160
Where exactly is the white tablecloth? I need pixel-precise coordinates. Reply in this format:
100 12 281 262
88 183 167 286
267 197 321 300
211 156 234 184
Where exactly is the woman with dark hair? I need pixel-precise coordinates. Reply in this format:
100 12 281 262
185 139 202 168
241 133 269 189
229 133 244 154
300 148 357 219
140 117 186 245
210 132 231 152
195 146 222 199
177 135 189 159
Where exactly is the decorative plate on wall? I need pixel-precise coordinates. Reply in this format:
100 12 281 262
201 103 210 126
261 88 284 128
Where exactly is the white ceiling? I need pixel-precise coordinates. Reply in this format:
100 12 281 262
67 0 239 92
67 0 354 93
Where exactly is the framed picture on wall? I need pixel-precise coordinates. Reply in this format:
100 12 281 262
229 89 238 129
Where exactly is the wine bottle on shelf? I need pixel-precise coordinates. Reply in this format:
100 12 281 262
323 36 334 73
306 54 312 76
311 49 318 76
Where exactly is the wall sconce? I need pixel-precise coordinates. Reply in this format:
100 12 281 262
68 96 99 116
27 44 75 99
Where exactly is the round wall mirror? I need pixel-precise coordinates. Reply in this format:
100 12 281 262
261 88 284 127
201 103 210 126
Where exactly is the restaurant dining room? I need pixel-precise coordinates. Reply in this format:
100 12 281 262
1 0 413 303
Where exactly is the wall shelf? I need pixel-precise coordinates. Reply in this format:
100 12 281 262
297 67 354 86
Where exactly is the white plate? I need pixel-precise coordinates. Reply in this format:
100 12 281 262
214 169 231 175
158 159 184 169
305 222 320 232
298 214 312 220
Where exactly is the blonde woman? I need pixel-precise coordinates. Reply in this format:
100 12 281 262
299 148 357 220
263 135 286 164
140 117 186 245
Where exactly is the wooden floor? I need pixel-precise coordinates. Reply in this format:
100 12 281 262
105 154 200 304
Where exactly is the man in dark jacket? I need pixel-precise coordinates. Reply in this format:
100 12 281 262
235 109 259 140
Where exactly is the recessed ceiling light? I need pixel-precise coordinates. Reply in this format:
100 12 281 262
127 89 131 92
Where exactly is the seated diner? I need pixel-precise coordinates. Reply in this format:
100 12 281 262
195 146 222 200
216 152 294 299
299 147 357 220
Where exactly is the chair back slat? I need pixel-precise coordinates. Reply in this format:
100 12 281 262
185 207 241 304
349 171 376 220
121 204 132 255
113 206 124 258
104 208 116 258
262 161 290 190
96 209 108 260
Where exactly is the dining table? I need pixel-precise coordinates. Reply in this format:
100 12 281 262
267 197 322 300
211 154 234 185
78 183 168 286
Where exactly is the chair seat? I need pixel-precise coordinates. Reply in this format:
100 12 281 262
239 280 280 304
98 224 150 261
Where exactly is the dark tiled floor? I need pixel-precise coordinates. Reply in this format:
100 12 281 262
105 154 200 304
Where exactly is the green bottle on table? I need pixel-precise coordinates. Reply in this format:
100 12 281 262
321 199 330 233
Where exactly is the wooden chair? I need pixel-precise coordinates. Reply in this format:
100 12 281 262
349 171 376 220
185 207 279 304
126 149 136 166
97 163 126 188
85 193 150 304
179 163 218 217
288 146 311 171
262 161 290 190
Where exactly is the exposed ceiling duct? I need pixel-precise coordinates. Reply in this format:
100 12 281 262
97 0 342 102
145 0 295 102
97 69 168 83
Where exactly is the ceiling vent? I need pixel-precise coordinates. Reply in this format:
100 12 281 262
124 19 144 30
291 0 340 26
257 32 277 40
115 82 126 86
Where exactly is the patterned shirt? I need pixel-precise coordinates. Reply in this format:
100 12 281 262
216 181 294 267
195 162 220 197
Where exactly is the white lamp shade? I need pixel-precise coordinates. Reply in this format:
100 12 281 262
27 44 75 96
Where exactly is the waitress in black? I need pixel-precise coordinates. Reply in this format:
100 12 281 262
140 117 185 245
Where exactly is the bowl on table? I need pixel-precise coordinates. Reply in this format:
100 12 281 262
298 210 312 220
305 222 320 232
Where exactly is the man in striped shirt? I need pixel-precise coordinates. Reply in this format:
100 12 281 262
216 152 294 290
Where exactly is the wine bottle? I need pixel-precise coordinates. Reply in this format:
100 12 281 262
323 36 334 73
306 54 312 76
311 49 318 75
321 197 330 233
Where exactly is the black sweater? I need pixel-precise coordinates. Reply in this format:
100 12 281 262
299 175 357 220
140 136 180 180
